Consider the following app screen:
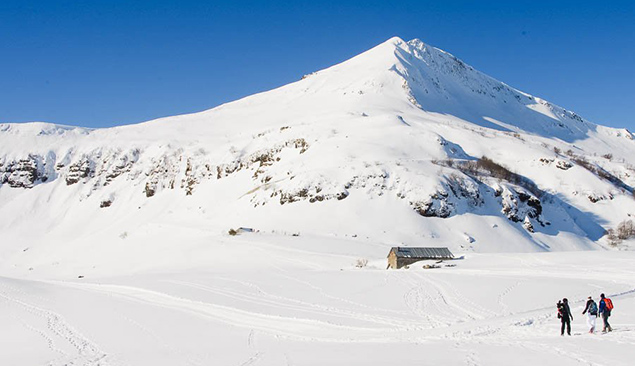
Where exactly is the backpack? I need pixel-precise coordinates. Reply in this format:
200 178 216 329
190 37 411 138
604 298 614 311
589 301 598 314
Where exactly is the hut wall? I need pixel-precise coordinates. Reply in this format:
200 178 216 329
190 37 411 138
388 252 398 269
396 258 426 269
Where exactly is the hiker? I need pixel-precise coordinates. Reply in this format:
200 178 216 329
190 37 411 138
599 293 614 332
582 296 598 333
557 298 573 336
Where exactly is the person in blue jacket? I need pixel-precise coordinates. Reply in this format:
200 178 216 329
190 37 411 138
599 293 613 332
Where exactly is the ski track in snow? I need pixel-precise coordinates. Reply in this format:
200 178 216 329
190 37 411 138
497 280 522 316
166 278 416 329
0 280 116 366
0 256 633 365
239 329 263 366
238 352 263 366
47 281 397 342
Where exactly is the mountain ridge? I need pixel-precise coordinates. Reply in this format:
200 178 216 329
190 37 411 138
2 37 632 142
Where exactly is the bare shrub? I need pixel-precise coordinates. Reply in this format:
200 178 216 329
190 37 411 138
572 156 596 173
606 220 635 246
602 153 613 160
443 156 542 197
570 154 631 191
355 258 369 268
228 228 238 236
553 147 561 155
477 156 516 183
606 229 619 246
616 220 635 240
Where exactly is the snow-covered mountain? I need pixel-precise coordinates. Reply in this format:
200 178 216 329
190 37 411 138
1 37 634 277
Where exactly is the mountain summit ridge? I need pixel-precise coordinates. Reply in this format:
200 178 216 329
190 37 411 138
5 36 628 144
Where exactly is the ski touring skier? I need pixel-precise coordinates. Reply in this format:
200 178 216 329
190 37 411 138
557 298 573 336
582 296 598 333
599 293 614 332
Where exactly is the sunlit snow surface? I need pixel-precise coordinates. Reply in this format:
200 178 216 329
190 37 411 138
2 240 635 365
1 37 634 365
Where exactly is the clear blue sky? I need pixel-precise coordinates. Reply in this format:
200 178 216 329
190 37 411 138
1 1 634 129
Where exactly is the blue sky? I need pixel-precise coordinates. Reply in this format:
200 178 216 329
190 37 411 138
1 1 634 129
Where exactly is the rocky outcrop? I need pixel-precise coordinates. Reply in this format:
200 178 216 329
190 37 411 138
216 138 309 180
499 186 542 223
101 149 140 186
66 158 94 185
523 216 535 232
411 191 453 218
409 175 483 218
0 155 48 188
556 160 573 170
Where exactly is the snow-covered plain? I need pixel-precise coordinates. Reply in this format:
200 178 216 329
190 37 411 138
1 37 635 364
2 238 635 365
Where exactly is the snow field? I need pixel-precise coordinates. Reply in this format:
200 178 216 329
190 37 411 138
1 234 634 365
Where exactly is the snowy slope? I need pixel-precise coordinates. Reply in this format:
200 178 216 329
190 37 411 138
1 37 635 279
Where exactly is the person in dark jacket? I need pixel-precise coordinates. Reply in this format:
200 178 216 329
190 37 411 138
558 298 573 335
582 296 598 333
599 293 613 332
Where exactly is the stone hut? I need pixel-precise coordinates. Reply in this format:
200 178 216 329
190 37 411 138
387 247 454 269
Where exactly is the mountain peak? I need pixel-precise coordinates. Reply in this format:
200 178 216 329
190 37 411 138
384 36 406 46
358 37 600 142
1 36 634 272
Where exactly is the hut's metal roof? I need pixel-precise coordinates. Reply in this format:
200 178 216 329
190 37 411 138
389 247 454 259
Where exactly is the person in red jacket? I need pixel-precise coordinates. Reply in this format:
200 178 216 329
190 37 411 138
599 293 613 332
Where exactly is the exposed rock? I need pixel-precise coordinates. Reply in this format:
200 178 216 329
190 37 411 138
409 175 483 218
523 216 535 233
101 149 139 186
216 138 309 180
587 193 611 203
144 182 156 197
279 188 308 205
0 155 47 188
556 160 573 170
411 191 452 218
500 187 542 223
66 159 93 185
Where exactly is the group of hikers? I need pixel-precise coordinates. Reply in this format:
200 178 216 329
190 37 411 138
557 293 614 335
